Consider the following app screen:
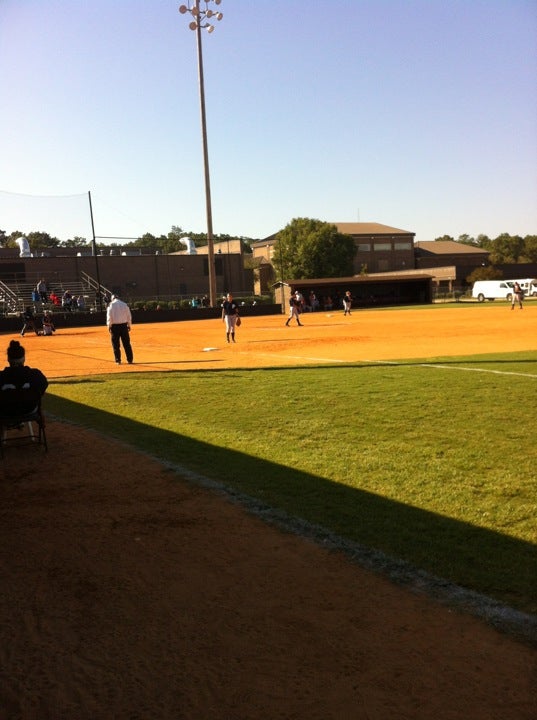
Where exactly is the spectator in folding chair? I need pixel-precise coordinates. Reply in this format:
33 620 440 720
0 340 48 399
0 341 48 452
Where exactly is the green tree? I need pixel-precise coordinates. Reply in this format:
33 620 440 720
4 230 60 251
434 234 455 242
466 266 503 284
489 233 524 264
475 234 492 250
131 232 166 249
130 227 217 253
274 218 355 280
60 236 89 248
521 235 537 263
163 227 188 254
457 233 475 245
26 231 61 251
2 231 23 248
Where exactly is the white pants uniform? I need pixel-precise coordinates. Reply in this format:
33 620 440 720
224 314 237 332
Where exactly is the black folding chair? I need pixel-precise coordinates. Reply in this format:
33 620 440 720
0 387 48 457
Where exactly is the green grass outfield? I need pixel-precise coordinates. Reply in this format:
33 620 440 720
46 351 537 614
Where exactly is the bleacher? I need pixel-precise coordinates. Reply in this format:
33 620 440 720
0 278 101 316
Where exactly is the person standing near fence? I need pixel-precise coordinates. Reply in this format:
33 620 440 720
36 278 48 303
343 290 352 316
106 295 134 364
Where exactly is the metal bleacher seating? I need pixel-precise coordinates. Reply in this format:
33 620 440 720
0 279 100 316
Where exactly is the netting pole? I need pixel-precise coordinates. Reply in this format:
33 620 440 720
88 191 103 312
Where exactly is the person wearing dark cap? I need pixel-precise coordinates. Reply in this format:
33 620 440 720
20 306 39 336
285 289 303 327
221 292 240 343
0 340 48 405
106 294 134 364
41 311 55 336
511 281 524 310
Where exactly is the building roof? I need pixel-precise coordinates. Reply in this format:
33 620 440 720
415 241 489 256
170 238 245 255
334 222 414 236
256 222 415 246
288 272 434 288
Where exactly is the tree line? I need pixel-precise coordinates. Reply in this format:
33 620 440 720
434 233 537 264
0 226 253 255
1 222 535 281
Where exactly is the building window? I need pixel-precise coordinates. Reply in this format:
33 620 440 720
357 243 371 252
394 241 412 251
373 243 391 251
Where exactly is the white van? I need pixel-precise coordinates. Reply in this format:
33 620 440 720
471 280 514 302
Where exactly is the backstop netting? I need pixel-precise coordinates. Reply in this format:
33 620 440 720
0 190 92 243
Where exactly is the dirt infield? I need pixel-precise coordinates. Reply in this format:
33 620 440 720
1 304 536 719
9 302 537 378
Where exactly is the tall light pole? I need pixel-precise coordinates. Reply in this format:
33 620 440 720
179 0 223 308
87 191 103 311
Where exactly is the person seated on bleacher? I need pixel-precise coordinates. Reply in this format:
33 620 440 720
49 291 61 307
62 290 73 310
0 340 48 413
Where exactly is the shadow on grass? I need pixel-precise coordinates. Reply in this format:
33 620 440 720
51 355 537 385
46 393 537 645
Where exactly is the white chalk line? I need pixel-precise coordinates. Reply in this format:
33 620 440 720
362 358 537 378
416 363 537 379
246 352 537 378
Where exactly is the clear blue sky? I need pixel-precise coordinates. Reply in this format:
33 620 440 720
1 0 536 243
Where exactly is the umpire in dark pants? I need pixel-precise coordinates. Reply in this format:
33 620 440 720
106 295 134 365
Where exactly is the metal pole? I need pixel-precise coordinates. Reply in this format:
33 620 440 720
88 191 103 311
279 241 285 312
195 3 217 307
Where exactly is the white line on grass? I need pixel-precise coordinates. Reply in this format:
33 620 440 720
360 359 537 379
418 363 537 379
241 352 537 377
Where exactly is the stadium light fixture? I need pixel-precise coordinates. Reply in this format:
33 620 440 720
178 0 223 308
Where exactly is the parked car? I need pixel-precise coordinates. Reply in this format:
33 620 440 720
471 280 514 302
